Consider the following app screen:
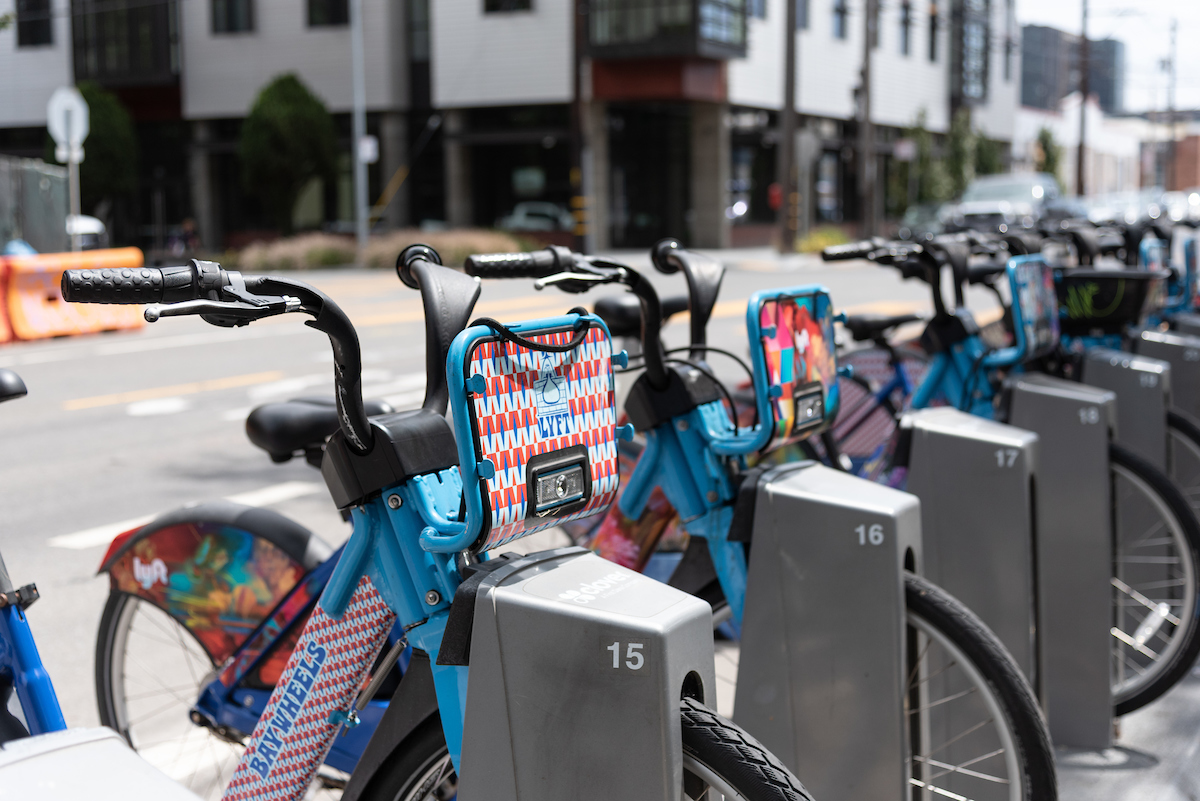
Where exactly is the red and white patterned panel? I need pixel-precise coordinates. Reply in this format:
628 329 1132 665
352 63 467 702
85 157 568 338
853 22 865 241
223 577 395 801
468 323 619 552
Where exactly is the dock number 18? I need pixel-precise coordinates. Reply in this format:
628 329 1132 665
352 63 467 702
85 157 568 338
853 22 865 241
856 524 885 546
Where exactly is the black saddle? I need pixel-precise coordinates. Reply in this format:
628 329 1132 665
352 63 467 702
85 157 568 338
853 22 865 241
594 294 690 338
0 369 26 405
843 313 924 343
246 396 396 464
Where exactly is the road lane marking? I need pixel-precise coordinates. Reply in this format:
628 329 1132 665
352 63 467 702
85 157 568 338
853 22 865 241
47 481 325 550
354 293 566 327
63 370 286 411
127 397 192 417
0 325 303 367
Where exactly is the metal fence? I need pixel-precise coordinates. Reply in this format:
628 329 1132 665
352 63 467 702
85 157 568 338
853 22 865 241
0 157 69 254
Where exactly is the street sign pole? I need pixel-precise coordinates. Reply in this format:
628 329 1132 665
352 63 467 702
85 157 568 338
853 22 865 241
47 88 89 252
350 0 368 258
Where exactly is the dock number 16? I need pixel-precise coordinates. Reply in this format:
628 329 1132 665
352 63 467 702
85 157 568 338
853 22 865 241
608 642 644 670
856 524 885 546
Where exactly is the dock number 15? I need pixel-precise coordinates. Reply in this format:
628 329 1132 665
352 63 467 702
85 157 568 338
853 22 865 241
608 642 644 670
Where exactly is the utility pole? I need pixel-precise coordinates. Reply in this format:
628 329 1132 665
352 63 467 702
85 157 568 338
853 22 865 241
1075 0 1088 197
351 0 368 256
779 0 798 252
859 0 879 236
570 0 588 253
1167 18 1177 190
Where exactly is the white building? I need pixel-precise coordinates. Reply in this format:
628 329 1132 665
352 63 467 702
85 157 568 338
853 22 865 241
0 0 1022 251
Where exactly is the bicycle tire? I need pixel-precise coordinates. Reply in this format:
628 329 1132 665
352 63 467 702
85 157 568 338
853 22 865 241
1109 442 1200 716
905 572 1057 801
360 702 813 801
95 591 344 800
708 571 1054 801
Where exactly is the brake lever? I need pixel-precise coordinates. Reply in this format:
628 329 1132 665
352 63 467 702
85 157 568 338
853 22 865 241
533 271 621 292
144 296 300 325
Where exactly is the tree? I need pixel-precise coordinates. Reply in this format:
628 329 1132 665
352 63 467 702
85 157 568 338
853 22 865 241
1035 127 1062 187
47 81 138 214
239 74 337 233
0 13 13 31
945 109 977 197
975 137 1004 177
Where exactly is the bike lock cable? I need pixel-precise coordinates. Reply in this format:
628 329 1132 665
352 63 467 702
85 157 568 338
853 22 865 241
665 346 759 429
664 358 739 433
470 306 591 353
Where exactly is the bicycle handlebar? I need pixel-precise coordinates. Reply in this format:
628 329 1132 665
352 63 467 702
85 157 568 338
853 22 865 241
62 261 228 305
64 263 375 456
465 246 671 391
463 247 572 279
821 240 883 261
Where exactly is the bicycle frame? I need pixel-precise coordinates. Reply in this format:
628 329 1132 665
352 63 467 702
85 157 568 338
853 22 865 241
0 554 66 737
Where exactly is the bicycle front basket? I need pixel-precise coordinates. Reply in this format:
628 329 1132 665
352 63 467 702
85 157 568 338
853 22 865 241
746 286 839 451
1055 268 1168 336
1006 255 1060 361
450 313 620 554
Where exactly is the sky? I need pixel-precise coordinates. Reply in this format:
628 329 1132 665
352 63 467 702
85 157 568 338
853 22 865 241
1014 0 1200 114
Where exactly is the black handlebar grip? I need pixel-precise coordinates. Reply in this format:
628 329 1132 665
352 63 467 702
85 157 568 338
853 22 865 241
62 266 166 304
821 241 878 261
464 248 563 279
62 261 225 305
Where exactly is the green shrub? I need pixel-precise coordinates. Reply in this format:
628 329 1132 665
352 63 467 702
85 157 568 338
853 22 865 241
797 225 850 253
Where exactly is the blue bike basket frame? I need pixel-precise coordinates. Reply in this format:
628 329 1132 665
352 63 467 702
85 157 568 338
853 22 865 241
446 313 621 554
742 286 840 454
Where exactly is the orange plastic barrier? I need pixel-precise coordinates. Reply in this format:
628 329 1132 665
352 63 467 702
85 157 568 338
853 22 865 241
6 248 146 341
0 261 11 344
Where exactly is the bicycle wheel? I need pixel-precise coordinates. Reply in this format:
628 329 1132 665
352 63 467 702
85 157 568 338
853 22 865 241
906 572 1056 801
1109 442 1200 716
361 702 813 801
95 591 344 800
712 573 1055 801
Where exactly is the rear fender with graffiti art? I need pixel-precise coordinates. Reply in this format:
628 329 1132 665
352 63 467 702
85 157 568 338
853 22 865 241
99 501 333 665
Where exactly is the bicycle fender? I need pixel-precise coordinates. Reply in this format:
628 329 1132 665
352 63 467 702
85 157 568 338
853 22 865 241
97 501 331 664
339 651 440 801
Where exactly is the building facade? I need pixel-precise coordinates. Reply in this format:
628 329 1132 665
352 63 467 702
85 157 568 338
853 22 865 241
1020 25 1124 116
1 0 1021 251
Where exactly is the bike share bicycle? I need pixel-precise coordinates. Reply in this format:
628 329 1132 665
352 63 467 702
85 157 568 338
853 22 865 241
0 368 204 799
460 242 1056 801
64 252 809 801
817 234 1200 720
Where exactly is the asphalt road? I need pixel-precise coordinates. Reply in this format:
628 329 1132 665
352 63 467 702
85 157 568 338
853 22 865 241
4 247 1200 800
0 249 940 729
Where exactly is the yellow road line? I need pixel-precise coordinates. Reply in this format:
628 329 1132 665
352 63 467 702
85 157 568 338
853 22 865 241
63 370 286 411
354 293 569 327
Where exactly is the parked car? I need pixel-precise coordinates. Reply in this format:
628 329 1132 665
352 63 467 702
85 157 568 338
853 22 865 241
496 201 574 232
944 173 1062 233
897 202 946 240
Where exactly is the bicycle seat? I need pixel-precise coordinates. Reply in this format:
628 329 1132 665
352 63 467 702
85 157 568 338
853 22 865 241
246 396 395 462
593 294 689 338
843 312 924 342
0 369 26 404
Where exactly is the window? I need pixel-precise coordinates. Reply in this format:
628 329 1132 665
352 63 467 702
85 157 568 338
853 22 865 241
16 0 52 47
870 1 879 48
308 0 348 26
1004 37 1014 81
928 1 938 62
796 0 808 29
212 0 253 33
485 0 532 11
748 0 766 18
899 2 911 56
832 0 848 39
